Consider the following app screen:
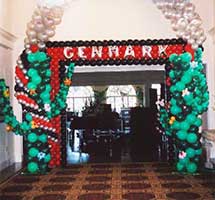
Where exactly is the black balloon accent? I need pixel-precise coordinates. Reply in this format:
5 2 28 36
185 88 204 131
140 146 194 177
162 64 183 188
46 41 52 47
77 40 84 46
46 38 187 49
59 41 65 47
91 40 96 46
71 41 77 47
121 40 127 46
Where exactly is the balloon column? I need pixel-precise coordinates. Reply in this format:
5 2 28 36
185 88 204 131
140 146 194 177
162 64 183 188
1 48 75 173
159 48 209 173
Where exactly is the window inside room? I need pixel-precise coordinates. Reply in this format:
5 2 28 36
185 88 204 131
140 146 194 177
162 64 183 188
66 86 94 114
106 85 136 113
151 84 161 101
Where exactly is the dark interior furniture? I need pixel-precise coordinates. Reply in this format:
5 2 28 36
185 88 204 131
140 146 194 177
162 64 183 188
130 107 160 151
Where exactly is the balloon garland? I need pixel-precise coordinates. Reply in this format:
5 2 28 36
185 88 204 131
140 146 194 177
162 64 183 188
0 0 209 174
159 48 209 173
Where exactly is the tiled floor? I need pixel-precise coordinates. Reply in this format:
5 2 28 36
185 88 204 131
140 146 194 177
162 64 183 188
1 162 215 200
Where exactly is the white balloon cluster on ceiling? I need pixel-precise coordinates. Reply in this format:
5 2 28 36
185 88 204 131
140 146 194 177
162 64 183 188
153 0 206 50
25 5 64 51
24 0 206 52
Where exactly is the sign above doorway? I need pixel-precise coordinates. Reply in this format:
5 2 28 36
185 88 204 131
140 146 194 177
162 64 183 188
46 38 195 66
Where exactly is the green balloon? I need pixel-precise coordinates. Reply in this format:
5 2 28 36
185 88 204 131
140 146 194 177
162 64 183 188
45 85 52 92
39 134 47 143
180 121 190 131
169 70 175 79
36 52 47 62
170 86 177 93
46 70 51 77
27 82 36 90
27 53 36 63
170 98 177 106
27 69 38 77
176 130 187 140
186 114 196 124
21 122 30 131
176 82 185 91
181 74 192 84
28 147 39 157
44 154 51 163
170 105 182 115
179 157 189 165
172 121 180 130
169 54 178 63
195 149 202 155
27 162 38 173
40 92 50 101
186 148 195 158
183 93 194 103
187 133 198 144
194 118 202 127
180 52 192 63
27 133 37 143
32 75 42 84
176 162 184 172
25 113 32 121
186 162 197 173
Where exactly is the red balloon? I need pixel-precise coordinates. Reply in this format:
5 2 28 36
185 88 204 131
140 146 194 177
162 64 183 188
30 45 39 53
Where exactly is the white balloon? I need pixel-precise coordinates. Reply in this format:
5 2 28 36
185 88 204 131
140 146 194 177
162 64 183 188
37 33 48 41
40 7 51 17
43 18 54 27
177 2 185 10
29 38 37 44
24 44 31 49
193 28 204 38
198 35 206 44
192 43 199 50
32 14 43 21
25 49 32 54
26 30 37 38
184 2 195 13
190 18 202 27
156 2 164 10
164 11 172 19
27 22 35 30
187 25 198 33
34 22 45 32
38 42 46 49
188 38 195 45
51 6 64 18
53 17 62 25
176 31 184 38
176 18 188 30
45 29 55 37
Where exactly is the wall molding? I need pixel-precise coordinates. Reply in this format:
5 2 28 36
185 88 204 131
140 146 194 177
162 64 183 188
0 27 17 49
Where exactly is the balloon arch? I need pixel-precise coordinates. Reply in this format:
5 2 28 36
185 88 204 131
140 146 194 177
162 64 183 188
0 0 209 174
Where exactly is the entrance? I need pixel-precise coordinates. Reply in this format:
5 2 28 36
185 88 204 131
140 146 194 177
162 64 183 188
44 38 194 166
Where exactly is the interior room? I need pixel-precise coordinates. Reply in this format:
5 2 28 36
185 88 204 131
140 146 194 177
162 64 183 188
0 0 215 200
66 69 168 165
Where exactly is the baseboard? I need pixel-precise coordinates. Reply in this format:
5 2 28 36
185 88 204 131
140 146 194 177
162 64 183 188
0 160 12 171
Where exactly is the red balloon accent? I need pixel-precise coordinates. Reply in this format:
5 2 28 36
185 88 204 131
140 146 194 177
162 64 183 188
30 45 39 53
